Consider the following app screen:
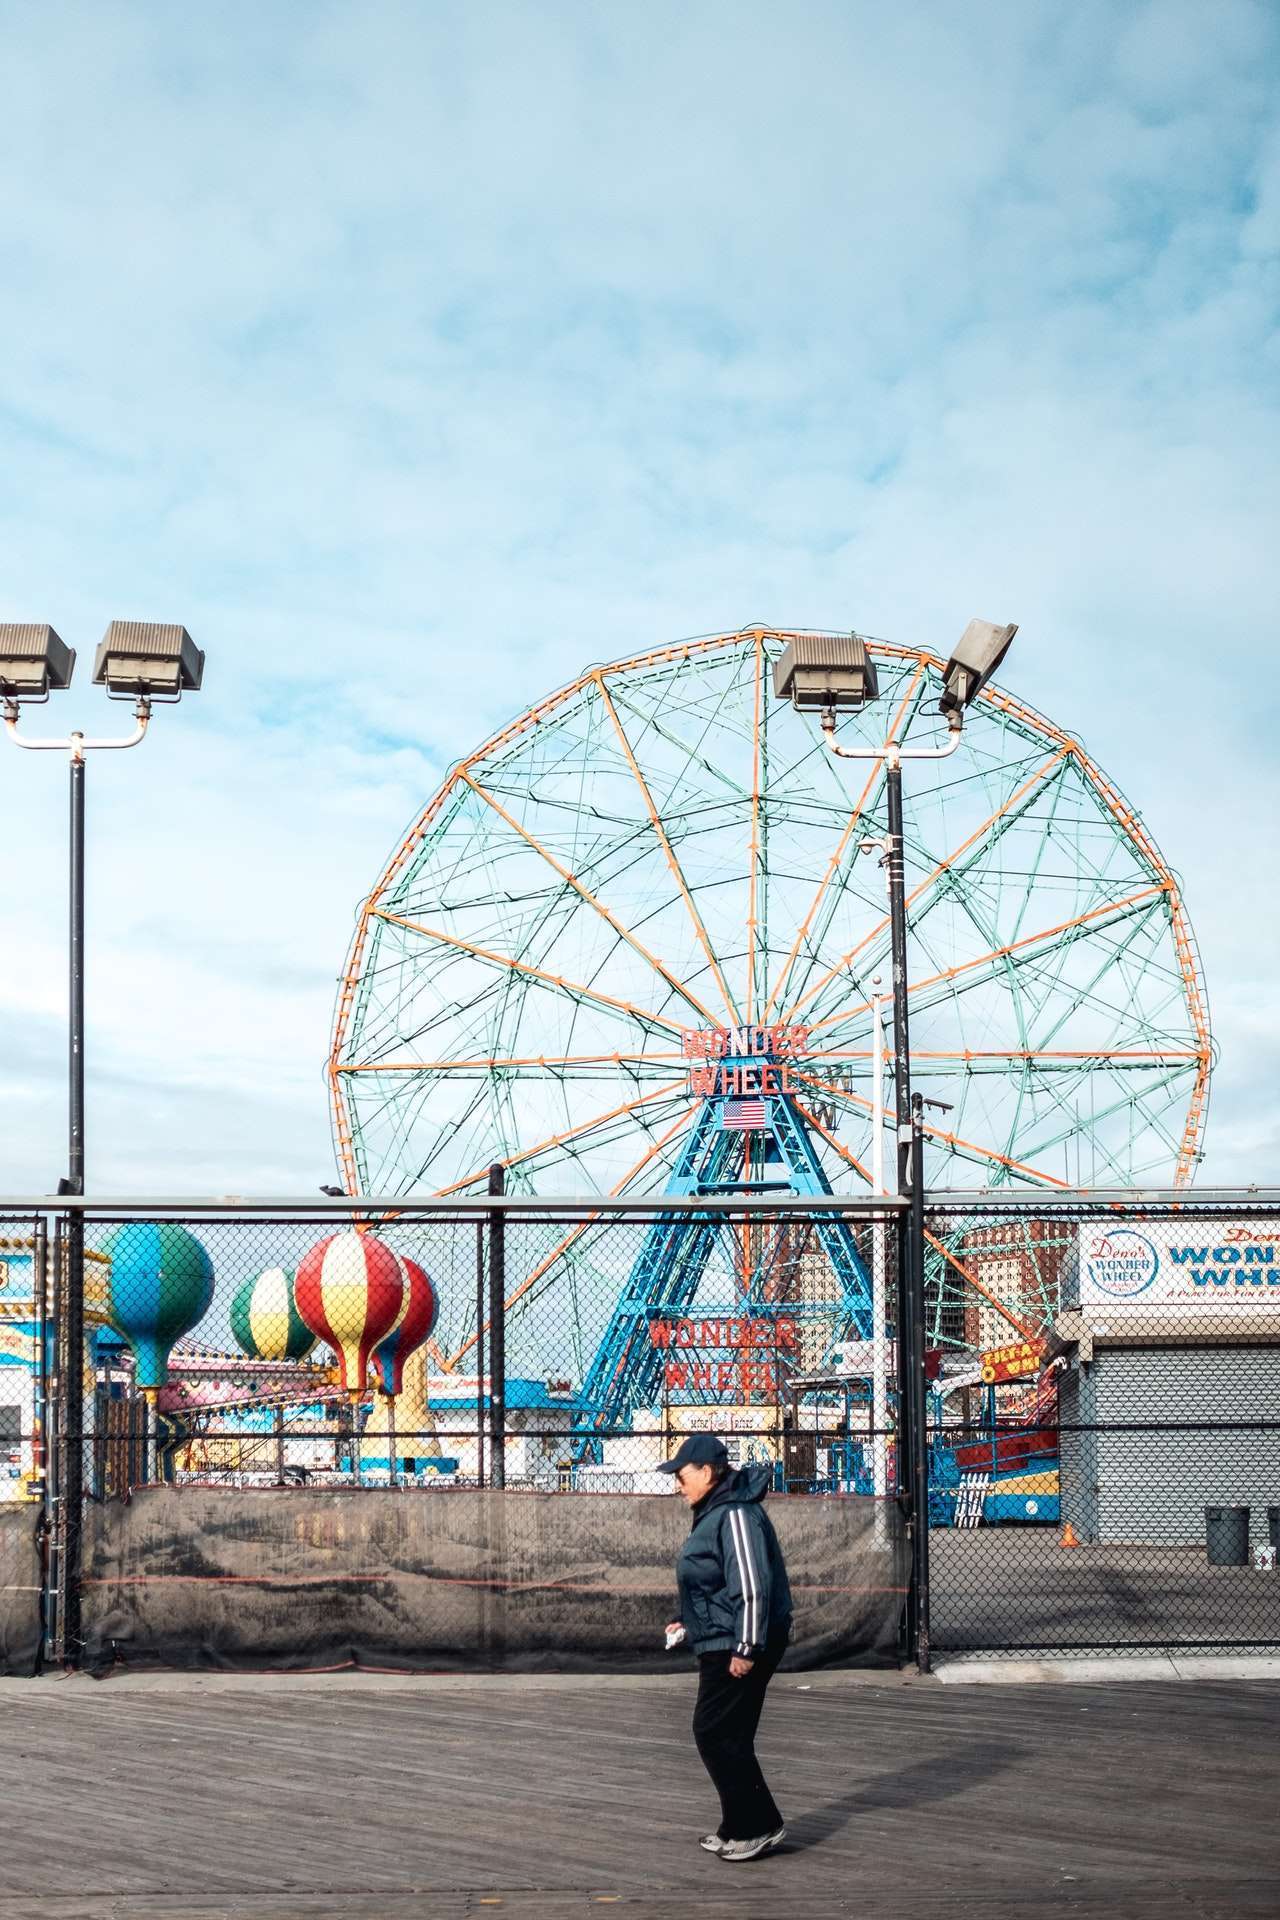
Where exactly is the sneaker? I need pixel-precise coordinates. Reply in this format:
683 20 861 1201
699 1834 727 1854
720 1826 786 1862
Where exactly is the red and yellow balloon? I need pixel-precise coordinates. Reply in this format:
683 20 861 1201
295 1231 404 1396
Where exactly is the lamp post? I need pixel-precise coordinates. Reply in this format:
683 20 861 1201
772 619 1017 1672
868 975 889 1507
1 621 204 1663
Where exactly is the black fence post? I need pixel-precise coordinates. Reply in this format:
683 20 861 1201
59 1208 85 1666
909 1095 931 1673
488 1165 506 1489
895 1203 914 1665
475 1220 486 1489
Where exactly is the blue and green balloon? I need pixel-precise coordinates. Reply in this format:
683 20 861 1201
101 1221 215 1389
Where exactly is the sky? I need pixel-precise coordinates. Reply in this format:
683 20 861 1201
1 0 1277 1197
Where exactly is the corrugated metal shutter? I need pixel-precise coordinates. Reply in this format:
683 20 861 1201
1092 1347 1280 1545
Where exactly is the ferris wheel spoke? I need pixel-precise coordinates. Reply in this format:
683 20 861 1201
794 1070 1070 1188
783 742 1073 1029
923 1230 1038 1339
1026 897 1184 1051
336 1051 681 1075
789 1096 874 1187
804 883 1170 1043
765 662 929 1023
902 1048 1202 1066
595 674 741 1024
1012 1064 1195 1177
369 908 687 1040
458 769 721 1026
439 1105 697 1371
605 680 751 804
434 1080 689 1197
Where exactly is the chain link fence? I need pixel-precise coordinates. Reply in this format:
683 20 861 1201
9 1190 1278 1672
2 1195 906 1673
0 1215 46 1673
925 1197 1280 1657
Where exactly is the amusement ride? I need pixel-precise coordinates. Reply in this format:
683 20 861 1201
325 625 1212 1428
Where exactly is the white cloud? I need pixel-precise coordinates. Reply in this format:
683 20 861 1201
0 0 1277 1192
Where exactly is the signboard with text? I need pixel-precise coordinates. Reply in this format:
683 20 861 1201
649 1310 798 1399
978 1337 1048 1383
1078 1221 1280 1313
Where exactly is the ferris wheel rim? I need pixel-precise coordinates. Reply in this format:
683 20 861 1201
329 627 1214 1197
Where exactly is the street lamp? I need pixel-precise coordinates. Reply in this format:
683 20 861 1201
2 621 205 1197
773 621 1017 1176
773 619 1018 1671
938 619 1017 719
1 619 203 1663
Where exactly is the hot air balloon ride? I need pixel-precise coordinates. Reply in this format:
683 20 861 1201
230 1266 317 1364
361 1253 442 1474
373 1255 438 1396
294 1231 403 1398
101 1221 215 1393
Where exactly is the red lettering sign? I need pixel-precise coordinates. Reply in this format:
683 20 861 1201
978 1337 1047 1384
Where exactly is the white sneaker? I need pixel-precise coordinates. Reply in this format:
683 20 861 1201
699 1833 727 1854
720 1825 785 1861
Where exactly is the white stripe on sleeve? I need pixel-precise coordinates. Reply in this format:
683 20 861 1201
729 1507 760 1650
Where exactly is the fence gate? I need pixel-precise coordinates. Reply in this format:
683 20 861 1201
925 1197 1280 1658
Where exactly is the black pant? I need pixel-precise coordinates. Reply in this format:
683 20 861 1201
692 1628 788 1841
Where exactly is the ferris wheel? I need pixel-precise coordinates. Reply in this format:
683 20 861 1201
329 628 1212 1376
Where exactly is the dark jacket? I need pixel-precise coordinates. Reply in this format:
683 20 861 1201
675 1464 793 1658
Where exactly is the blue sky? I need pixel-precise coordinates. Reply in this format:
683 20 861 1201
1 0 1277 1194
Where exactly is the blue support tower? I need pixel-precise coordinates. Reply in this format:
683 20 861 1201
574 1049 875 1451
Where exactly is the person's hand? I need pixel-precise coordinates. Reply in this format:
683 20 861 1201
729 1655 754 1678
665 1621 682 1636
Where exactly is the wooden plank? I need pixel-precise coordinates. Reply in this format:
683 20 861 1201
0 1676 1275 1912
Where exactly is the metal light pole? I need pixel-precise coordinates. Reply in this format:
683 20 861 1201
1 622 204 1665
869 976 890 1508
825 712 961 1666
487 1162 507 1490
907 1089 932 1669
772 620 1018 1673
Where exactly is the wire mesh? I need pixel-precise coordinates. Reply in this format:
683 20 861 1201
925 1198 1280 1655
14 1197 905 1672
0 1215 46 1674
14 1190 1280 1671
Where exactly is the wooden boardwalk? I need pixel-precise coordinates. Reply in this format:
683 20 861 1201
0 1668 1276 1918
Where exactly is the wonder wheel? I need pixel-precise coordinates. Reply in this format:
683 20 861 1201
329 628 1212 1374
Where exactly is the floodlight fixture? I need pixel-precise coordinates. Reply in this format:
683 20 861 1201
938 618 1017 717
0 624 76 702
92 621 205 700
772 633 880 713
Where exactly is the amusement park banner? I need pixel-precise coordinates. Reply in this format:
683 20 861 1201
1077 1220 1280 1312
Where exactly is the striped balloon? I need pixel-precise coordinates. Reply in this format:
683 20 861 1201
101 1221 215 1390
230 1267 316 1364
294 1231 404 1395
373 1255 438 1396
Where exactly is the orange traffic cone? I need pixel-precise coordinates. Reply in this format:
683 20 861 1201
1059 1522 1082 1549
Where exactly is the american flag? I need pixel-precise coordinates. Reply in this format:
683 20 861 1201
722 1099 768 1131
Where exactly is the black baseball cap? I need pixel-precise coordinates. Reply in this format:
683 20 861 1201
657 1433 730 1474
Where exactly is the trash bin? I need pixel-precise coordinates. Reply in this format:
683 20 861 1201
1205 1505 1250 1566
1269 1506 1279 1554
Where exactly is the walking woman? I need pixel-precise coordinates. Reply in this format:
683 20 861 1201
661 1433 792 1862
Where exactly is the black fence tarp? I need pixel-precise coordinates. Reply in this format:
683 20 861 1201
80 1486 906 1674
0 1505 43 1676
